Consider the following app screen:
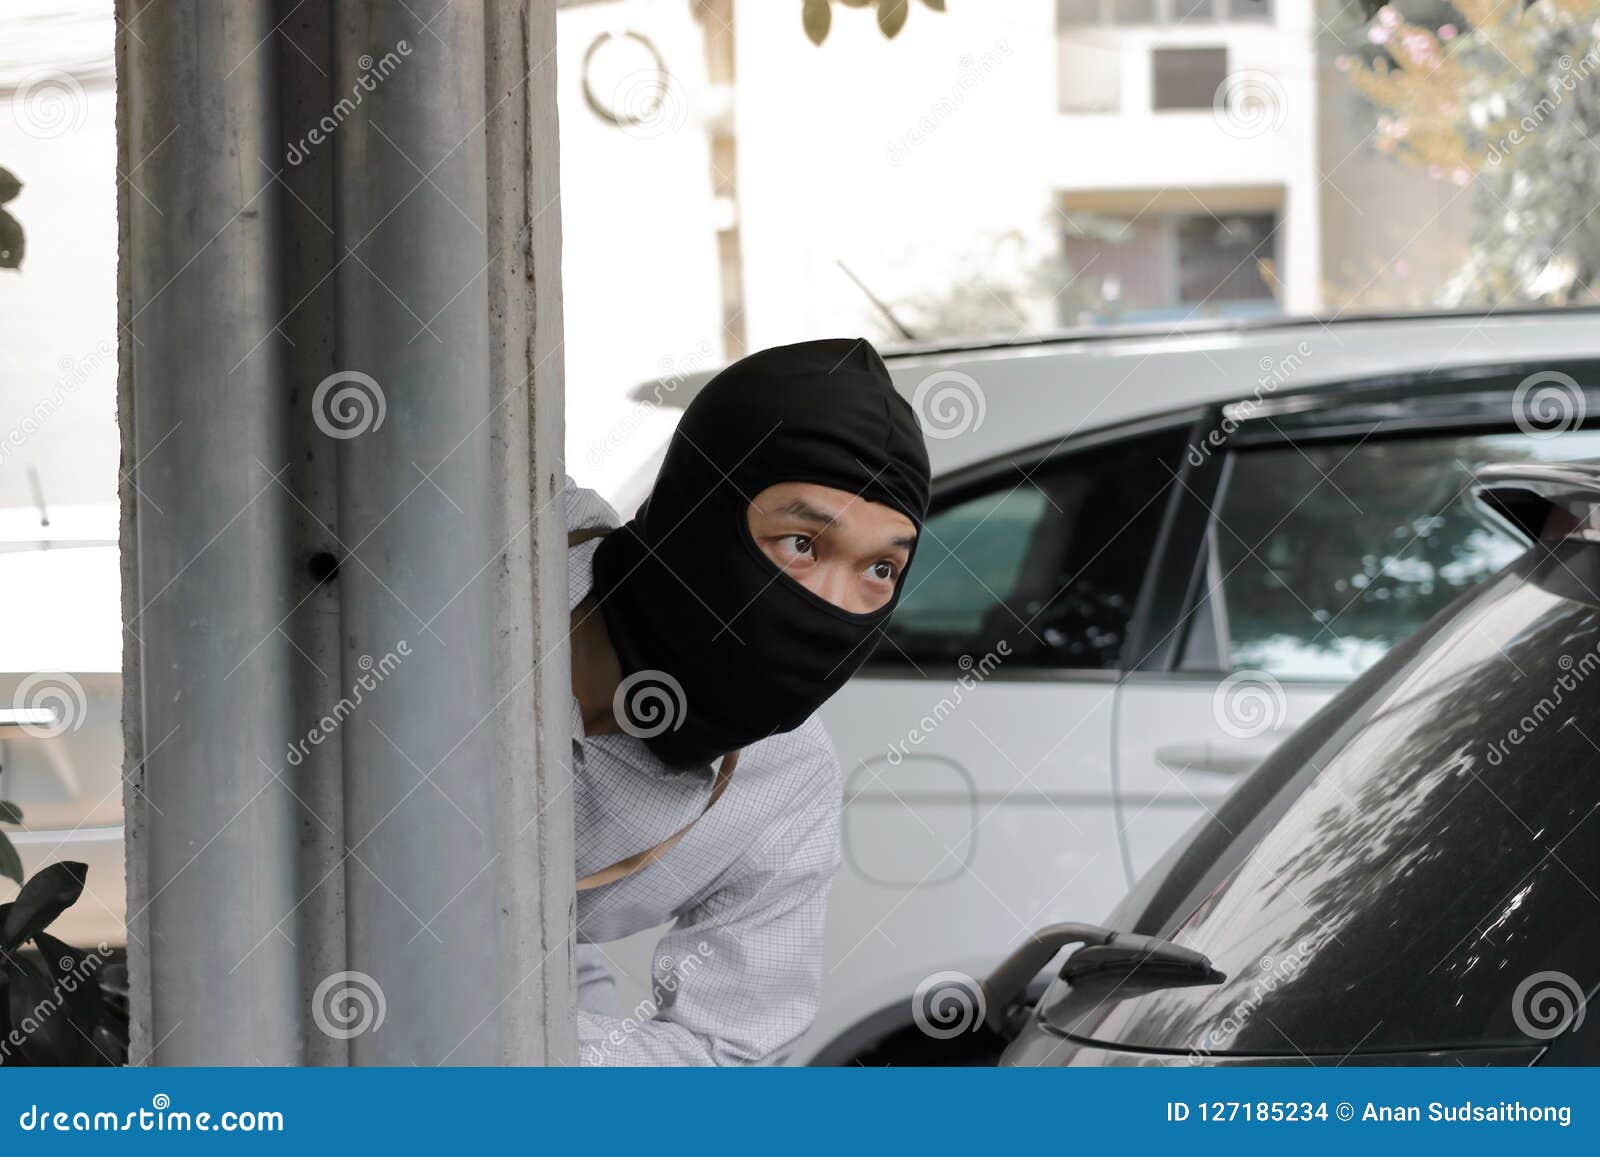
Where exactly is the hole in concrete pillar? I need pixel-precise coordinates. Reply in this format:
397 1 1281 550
308 551 340 586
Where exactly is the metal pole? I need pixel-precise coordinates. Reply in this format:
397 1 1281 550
118 0 304 1063
118 0 574 1065
332 0 572 1064
483 0 579 1064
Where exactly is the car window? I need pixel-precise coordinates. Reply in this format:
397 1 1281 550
1180 428 1600 679
880 427 1186 670
1048 537 1600 1054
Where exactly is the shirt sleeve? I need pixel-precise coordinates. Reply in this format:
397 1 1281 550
575 942 626 1020
576 736 843 1066
564 473 621 533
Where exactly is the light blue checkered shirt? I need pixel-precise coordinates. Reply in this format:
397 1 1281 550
565 477 843 1066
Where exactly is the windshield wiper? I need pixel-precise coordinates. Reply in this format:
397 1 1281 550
982 922 1224 1033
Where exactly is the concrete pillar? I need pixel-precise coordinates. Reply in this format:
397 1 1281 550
116 0 573 1065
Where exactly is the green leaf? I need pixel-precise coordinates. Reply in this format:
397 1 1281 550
0 166 19 203
0 206 23 270
803 0 831 45
0 801 21 825
1 862 87 950
0 840 21 889
877 0 909 38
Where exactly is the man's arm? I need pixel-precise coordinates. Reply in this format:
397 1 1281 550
578 736 843 1066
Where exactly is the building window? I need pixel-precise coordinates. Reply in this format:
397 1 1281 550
1227 0 1274 20
1060 209 1279 321
1176 212 1276 303
1059 38 1122 113
1058 0 1271 26
1152 46 1227 110
1171 0 1217 23
1057 0 1102 27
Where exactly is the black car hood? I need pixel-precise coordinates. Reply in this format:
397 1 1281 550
1030 546 1600 1059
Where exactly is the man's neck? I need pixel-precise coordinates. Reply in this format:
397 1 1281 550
571 593 623 736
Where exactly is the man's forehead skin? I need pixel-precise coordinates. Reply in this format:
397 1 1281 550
759 490 916 549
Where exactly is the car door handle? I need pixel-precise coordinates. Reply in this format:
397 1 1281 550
1153 741 1275 776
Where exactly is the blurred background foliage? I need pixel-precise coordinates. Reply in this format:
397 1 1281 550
1338 0 1600 306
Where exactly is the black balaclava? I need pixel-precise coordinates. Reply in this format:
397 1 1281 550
590 337 931 770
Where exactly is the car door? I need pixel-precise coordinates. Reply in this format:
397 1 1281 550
1114 371 1600 880
810 419 1196 1054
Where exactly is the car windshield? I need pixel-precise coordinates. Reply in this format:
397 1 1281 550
1044 534 1600 1055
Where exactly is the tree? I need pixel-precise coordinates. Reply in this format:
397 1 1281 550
0 166 22 270
802 0 946 44
1338 0 1600 305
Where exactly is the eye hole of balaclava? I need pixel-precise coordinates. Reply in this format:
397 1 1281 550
588 336 931 770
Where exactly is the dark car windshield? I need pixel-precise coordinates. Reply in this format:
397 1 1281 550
1045 537 1600 1056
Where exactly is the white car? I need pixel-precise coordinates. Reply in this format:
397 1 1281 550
604 308 1600 1064
11 310 1600 1061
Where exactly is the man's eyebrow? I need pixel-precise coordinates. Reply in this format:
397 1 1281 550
775 498 843 527
773 499 916 552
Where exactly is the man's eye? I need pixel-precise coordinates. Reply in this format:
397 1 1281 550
870 560 899 582
787 535 815 557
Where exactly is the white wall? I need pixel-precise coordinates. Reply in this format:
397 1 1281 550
733 0 1323 339
733 0 1061 349
0 65 118 512
556 0 726 500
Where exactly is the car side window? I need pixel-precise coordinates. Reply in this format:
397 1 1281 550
881 427 1187 670
1180 428 1600 679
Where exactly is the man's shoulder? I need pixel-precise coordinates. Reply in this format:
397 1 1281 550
743 716 839 776
564 474 622 533
564 475 622 614
736 715 843 821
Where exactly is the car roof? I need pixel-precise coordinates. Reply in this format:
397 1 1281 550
613 309 1600 514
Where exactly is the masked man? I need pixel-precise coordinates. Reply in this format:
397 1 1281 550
566 337 930 1065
